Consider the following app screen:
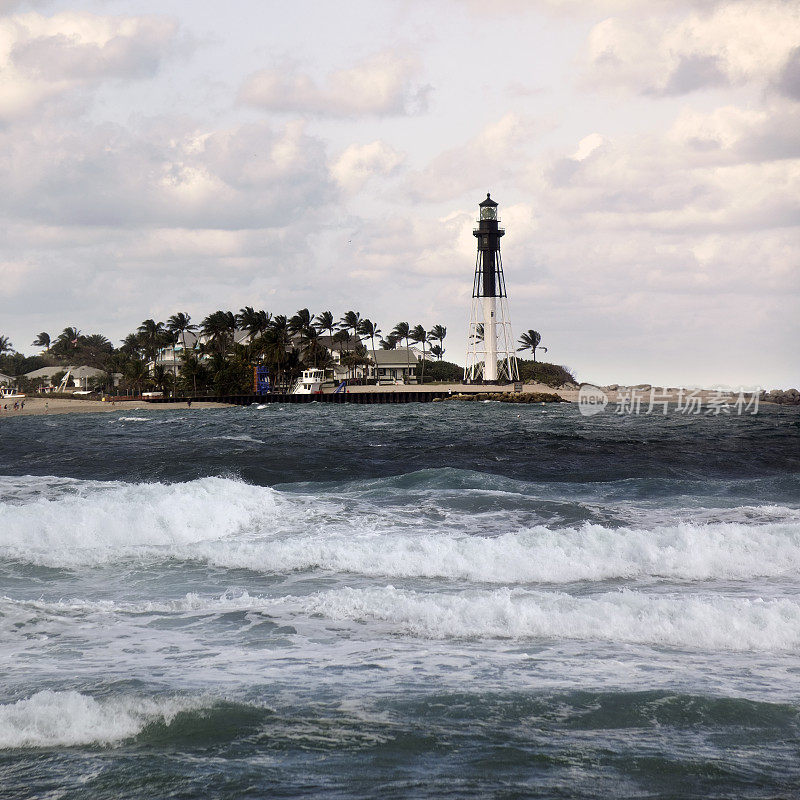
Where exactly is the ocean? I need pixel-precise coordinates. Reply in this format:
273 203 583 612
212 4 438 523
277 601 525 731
1 401 799 799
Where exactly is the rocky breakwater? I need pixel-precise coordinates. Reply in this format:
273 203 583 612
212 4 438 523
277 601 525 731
760 388 800 406
435 391 566 404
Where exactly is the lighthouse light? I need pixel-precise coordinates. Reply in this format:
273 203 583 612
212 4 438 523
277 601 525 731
480 206 497 221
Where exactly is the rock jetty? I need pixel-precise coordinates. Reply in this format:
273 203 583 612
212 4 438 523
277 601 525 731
760 388 800 406
435 391 566 404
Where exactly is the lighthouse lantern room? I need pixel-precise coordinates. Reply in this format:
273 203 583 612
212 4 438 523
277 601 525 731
464 193 519 384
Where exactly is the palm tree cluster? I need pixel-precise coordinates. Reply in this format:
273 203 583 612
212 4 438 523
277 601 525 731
2 308 449 395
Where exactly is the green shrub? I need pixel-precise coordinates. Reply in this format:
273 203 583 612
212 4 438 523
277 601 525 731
517 360 576 387
416 359 462 383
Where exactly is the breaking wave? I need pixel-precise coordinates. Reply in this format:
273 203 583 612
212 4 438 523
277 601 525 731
0 690 205 749
0 477 294 567
7 587 800 652
0 475 799 583
302 586 800 650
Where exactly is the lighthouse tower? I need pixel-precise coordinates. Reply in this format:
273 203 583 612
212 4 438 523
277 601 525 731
464 193 519 384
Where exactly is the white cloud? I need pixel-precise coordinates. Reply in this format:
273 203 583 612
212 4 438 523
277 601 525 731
0 11 180 123
331 140 405 192
404 112 546 202
582 2 800 96
238 51 430 117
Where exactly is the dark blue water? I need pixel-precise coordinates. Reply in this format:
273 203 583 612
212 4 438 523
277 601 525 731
1 402 799 798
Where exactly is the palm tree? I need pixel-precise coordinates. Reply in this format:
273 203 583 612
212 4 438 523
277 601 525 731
83 334 111 350
236 307 272 356
104 352 127 395
0 336 13 355
315 311 334 334
429 324 447 360
167 312 197 356
125 359 150 395
357 319 381 380
179 351 206 395
302 326 326 368
201 311 236 355
518 329 547 362
332 329 352 378
152 364 174 394
428 325 447 358
137 319 167 362
251 310 272 341
289 308 316 360
410 324 429 383
120 333 143 358
53 327 82 357
339 311 361 349
392 322 412 382
32 332 50 350
380 333 399 349
289 308 314 336
82 334 113 368
236 306 258 333
260 315 292 386
430 344 444 360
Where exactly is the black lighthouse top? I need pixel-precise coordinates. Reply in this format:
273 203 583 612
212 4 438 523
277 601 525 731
479 192 498 221
473 193 505 298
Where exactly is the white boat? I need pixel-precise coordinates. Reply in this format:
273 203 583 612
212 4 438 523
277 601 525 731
0 387 25 400
290 368 330 394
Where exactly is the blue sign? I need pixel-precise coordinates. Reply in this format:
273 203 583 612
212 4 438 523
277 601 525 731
255 366 271 395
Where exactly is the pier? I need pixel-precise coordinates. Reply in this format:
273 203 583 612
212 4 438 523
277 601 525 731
147 390 454 406
144 387 567 406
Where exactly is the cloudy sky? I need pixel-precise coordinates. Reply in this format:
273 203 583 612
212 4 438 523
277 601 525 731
0 0 798 387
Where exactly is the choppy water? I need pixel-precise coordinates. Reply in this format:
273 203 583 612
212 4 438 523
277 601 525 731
1 402 799 799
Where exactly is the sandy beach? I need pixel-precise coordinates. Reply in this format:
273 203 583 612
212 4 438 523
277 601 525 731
0 397 228 418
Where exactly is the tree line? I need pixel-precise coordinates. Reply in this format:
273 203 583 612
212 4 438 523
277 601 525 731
1 313 562 395
1 310 450 396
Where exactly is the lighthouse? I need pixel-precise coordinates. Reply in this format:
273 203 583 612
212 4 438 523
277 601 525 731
464 193 519 384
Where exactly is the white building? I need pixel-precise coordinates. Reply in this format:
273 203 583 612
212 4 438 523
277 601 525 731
366 349 421 383
24 365 116 390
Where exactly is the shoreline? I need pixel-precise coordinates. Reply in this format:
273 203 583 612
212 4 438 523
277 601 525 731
0 382 778 419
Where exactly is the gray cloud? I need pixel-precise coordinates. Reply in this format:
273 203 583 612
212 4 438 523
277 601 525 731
0 118 337 229
239 51 430 117
659 54 729 95
0 11 184 124
775 46 800 101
